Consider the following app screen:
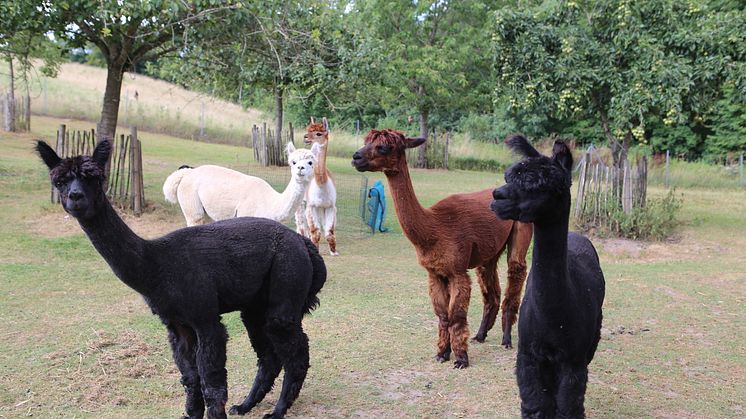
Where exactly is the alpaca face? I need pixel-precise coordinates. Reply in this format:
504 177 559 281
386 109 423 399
37 140 111 220
351 129 425 173
303 123 328 146
287 147 317 184
491 136 573 223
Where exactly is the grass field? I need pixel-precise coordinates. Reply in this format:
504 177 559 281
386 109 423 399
1 115 745 419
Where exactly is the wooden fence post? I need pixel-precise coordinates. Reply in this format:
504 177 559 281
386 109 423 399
51 124 66 203
130 127 142 216
24 93 30 131
444 131 450 170
574 153 589 218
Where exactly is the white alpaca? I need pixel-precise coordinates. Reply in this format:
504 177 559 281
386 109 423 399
164 143 319 226
295 119 339 256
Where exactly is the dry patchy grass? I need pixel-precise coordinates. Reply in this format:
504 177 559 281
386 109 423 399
1 125 744 418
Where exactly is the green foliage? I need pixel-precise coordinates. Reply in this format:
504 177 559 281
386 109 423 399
493 0 746 163
608 188 683 240
706 85 746 157
578 188 683 240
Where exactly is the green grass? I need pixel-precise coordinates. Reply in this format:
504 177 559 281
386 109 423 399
648 158 745 190
2 117 745 418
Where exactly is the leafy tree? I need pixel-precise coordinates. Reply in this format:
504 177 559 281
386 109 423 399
151 0 343 139
41 0 238 143
706 84 746 157
346 1 497 144
1 1 64 131
493 0 746 166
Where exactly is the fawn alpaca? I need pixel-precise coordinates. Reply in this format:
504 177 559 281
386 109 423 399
37 140 326 419
491 135 605 418
296 119 339 255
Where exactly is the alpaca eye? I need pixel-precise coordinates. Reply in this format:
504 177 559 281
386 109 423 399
309 161 313 165
377 145 391 155
315 132 322 136
291 160 296 165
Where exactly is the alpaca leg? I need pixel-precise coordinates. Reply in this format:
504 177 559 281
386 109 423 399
194 322 229 419
263 317 309 418
473 256 501 343
517 352 556 418
230 312 283 416
555 364 588 419
306 206 323 248
167 323 204 419
294 206 308 236
501 256 528 349
267 329 310 418
177 189 208 226
447 273 472 369
428 273 451 362
323 206 338 256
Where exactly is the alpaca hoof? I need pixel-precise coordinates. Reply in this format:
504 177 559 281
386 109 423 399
471 334 486 343
501 336 513 349
229 404 249 416
262 413 284 419
329 251 339 256
435 353 450 363
453 358 469 369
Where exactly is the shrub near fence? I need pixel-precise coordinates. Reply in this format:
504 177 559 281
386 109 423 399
573 148 648 234
50 125 145 216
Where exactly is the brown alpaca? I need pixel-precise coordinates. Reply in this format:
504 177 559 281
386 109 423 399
295 118 339 255
352 129 532 368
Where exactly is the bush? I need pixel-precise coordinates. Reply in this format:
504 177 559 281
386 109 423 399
584 188 683 241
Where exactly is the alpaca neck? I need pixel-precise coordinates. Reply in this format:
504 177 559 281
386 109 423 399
274 178 308 220
314 141 330 184
76 199 149 294
384 162 434 246
529 198 571 308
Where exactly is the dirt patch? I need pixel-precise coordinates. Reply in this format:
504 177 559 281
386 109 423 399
26 212 81 238
28 206 183 240
597 233 726 263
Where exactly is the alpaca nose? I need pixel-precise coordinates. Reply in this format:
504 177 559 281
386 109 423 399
69 190 84 201
352 151 362 160
492 187 507 200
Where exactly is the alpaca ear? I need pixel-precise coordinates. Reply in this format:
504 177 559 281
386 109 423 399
92 140 112 168
286 142 296 155
505 134 541 158
322 117 329 131
404 137 426 149
36 141 61 170
551 140 573 173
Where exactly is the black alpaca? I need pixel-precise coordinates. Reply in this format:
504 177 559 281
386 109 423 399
491 135 605 418
36 140 326 419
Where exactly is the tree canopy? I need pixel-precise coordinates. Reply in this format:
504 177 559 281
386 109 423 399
493 0 746 164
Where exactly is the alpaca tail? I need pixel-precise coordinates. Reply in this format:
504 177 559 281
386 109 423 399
301 235 327 315
162 166 193 204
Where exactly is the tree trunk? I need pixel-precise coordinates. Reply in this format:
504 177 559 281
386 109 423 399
97 63 126 144
417 109 429 168
5 57 16 132
275 86 284 146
